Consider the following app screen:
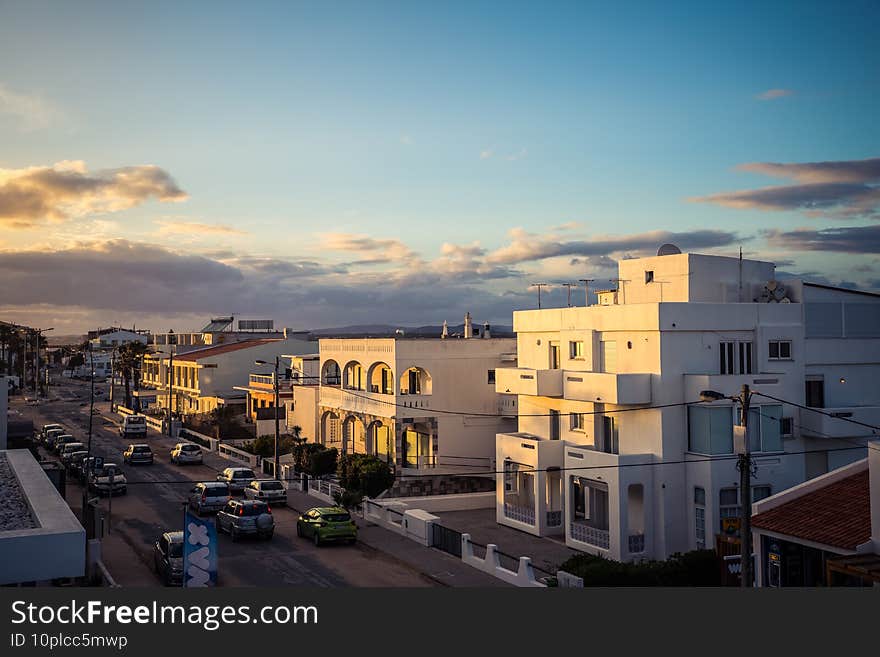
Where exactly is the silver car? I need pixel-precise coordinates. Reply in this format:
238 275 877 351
189 482 231 515
215 500 274 541
170 443 203 465
243 479 287 505
216 467 257 494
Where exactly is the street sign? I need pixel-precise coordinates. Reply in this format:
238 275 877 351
93 456 104 470
722 517 741 536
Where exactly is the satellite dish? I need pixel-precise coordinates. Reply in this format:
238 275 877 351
657 243 681 256
766 280 778 291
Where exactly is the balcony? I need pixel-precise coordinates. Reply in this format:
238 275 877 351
799 405 880 439
683 373 786 404
495 367 563 397
503 502 535 525
563 372 652 405
546 510 563 527
320 385 433 418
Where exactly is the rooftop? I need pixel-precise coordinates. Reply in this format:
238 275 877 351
751 469 871 551
167 339 282 362
0 453 37 531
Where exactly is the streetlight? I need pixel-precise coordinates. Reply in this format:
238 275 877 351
166 330 176 438
700 384 755 587
33 327 54 397
255 357 280 481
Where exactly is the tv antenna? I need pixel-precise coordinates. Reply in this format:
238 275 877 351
530 283 549 309
561 283 577 307
578 279 594 307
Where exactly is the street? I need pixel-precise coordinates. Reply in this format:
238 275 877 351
13 377 438 588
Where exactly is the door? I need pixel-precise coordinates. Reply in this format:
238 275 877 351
550 410 560 440
549 342 561 369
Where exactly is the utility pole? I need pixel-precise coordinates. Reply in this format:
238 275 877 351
83 342 95 524
579 279 593 307
109 347 115 412
531 283 549 309
561 283 576 307
273 356 280 481
737 383 753 588
166 329 176 438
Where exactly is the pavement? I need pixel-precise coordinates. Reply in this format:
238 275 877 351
432 509 579 576
285 488 509 587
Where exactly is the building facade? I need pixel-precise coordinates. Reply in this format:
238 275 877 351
317 323 517 471
495 250 880 562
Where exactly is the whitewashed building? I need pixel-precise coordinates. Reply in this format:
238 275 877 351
495 249 880 562
318 316 517 472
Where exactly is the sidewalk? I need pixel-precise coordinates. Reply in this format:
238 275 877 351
285 488 509 587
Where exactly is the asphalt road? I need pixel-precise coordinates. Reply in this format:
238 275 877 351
14 377 437 588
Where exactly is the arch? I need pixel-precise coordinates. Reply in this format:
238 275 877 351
399 366 433 395
342 415 367 454
321 359 341 386
342 360 366 391
321 410 341 448
367 362 394 394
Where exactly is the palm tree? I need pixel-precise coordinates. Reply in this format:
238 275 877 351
114 342 149 410
210 404 237 440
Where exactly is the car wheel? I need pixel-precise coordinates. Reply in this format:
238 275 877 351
313 531 321 547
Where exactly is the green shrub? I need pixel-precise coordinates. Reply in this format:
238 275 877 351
558 549 722 586
308 447 338 478
337 454 395 498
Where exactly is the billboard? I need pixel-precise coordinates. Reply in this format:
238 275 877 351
183 510 218 587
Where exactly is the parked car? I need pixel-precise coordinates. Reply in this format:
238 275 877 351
89 463 127 496
189 482 231 515
40 423 64 441
59 441 86 463
153 531 184 586
77 456 101 483
123 444 154 465
63 450 89 472
53 434 78 454
243 479 287 505
216 467 257 494
215 500 274 541
61 443 88 468
296 506 357 546
170 443 203 465
43 428 65 448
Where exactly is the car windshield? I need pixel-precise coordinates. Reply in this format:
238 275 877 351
133 447 150 452
242 503 269 516
323 513 351 523
206 485 228 495
183 445 199 451
261 482 283 491
168 542 183 558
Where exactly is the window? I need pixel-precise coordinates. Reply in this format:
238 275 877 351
742 404 783 453
569 341 584 359
805 378 824 408
781 417 793 437
694 487 706 549
570 412 585 432
688 405 734 454
720 341 753 374
487 369 496 385
550 410 560 440
549 342 561 369
719 487 740 527
571 478 610 530
752 485 771 502
645 270 654 284
768 340 792 360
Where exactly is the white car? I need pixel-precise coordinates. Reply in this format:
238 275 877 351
243 479 287 505
89 463 127 496
170 443 203 465
216 467 257 494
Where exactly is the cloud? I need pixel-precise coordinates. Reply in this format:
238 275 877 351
480 149 494 160
0 83 60 130
691 157 880 219
0 160 187 229
756 88 794 100
155 220 248 236
506 148 528 161
319 232 416 261
486 228 739 265
764 225 880 254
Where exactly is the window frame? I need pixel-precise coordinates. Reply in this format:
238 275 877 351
768 340 793 361
569 340 585 360
569 412 586 432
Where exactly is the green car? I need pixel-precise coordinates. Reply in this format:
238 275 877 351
296 507 357 546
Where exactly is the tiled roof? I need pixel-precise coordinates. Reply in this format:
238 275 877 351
751 470 871 551
173 339 281 362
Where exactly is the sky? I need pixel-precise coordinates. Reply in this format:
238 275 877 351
1 0 879 335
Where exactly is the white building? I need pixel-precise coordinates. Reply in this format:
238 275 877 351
151 317 287 354
141 332 316 416
88 329 149 350
318 316 517 473
495 249 880 562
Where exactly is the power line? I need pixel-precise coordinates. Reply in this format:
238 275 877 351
752 391 880 433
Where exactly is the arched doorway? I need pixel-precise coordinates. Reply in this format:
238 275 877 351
342 415 367 454
321 410 341 449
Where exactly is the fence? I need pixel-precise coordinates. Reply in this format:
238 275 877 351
460 533 548 588
217 443 261 468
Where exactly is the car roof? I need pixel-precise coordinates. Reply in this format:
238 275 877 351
199 481 228 487
129 444 151 448
255 479 282 485
226 467 253 472
164 531 184 542
311 506 348 514
101 462 118 468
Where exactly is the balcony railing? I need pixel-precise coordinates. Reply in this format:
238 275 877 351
570 522 610 549
546 510 563 527
503 502 535 525
628 534 645 554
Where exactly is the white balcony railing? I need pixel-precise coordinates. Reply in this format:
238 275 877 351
628 534 646 554
546 510 563 527
504 502 536 525
570 522 610 549
799 406 880 439
563 371 652 405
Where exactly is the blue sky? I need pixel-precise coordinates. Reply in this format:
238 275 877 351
1 1 878 333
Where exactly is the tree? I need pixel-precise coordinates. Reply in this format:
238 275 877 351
114 342 149 409
337 454 395 498
0 324 13 375
308 447 338 478
210 404 237 440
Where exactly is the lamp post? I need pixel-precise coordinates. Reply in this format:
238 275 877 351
34 327 53 397
166 330 176 438
700 384 754 587
255 357 280 480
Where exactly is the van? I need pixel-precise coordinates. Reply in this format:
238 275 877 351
119 414 147 439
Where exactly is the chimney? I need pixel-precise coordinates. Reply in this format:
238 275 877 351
463 312 473 339
441 320 448 339
482 322 490 339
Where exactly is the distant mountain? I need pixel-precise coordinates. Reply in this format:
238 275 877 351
309 323 514 338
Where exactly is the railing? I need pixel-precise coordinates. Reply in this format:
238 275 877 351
628 534 646 554
503 502 535 525
249 374 274 386
217 443 261 468
570 522 610 549
546 510 563 527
